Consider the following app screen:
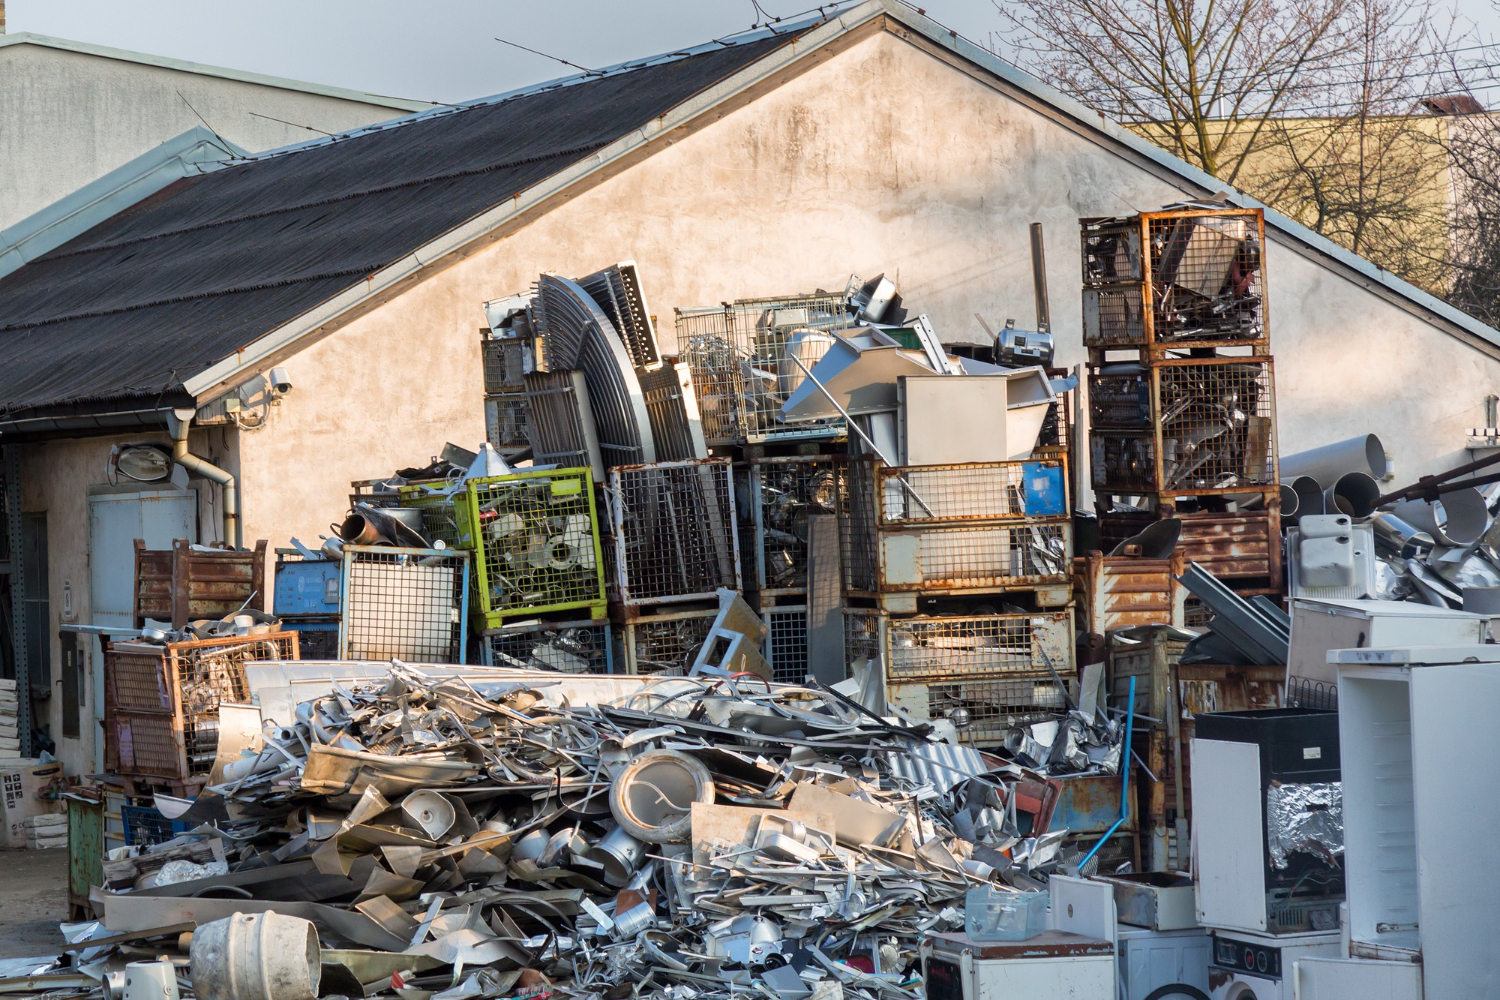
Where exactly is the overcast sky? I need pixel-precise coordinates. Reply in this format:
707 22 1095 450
10 0 1500 105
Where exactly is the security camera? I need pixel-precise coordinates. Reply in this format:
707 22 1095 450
269 367 292 394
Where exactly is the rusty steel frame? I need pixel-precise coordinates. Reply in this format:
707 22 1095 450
1074 550 1188 637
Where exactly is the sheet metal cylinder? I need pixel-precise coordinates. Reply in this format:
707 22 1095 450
189 911 321 1000
1281 434 1389 483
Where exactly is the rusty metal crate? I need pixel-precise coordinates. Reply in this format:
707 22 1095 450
839 458 1072 602
750 455 843 598
616 605 719 675
677 294 847 445
1079 208 1268 354
104 632 298 782
1098 507 1282 589
1074 550 1188 638
607 458 740 605
339 545 470 662
482 618 613 673
1089 357 1278 497
133 539 267 628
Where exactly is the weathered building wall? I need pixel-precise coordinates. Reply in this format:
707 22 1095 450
0 41 418 229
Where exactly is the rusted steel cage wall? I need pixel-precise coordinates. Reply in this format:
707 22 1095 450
608 458 740 605
839 458 1072 598
1089 357 1278 498
677 294 847 445
617 606 718 675
845 609 1072 743
340 546 469 662
105 632 299 782
1073 551 1188 638
761 605 809 685
453 468 607 627
1097 507 1283 589
482 619 613 673
1080 208 1267 355
750 455 843 598
133 539 267 628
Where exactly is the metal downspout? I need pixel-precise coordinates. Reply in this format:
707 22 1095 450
166 408 239 549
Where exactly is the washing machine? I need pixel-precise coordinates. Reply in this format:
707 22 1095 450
1207 929 1340 1000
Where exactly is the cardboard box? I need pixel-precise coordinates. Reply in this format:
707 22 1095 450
0 760 64 849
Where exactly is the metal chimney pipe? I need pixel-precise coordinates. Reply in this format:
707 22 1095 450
1029 222 1050 334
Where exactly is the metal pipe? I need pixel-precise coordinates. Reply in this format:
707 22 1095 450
1280 434 1389 483
1323 472 1379 518
1391 488 1489 546
1283 476 1323 520
167 407 240 548
1080 674 1134 873
1029 222 1051 334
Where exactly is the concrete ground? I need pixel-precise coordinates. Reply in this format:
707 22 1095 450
0 848 67 958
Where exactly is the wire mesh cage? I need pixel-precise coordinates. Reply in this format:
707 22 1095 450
482 619 613 673
677 294 848 445
1090 358 1278 497
618 607 719 675
340 546 469 662
608 458 741 605
1080 209 1267 352
104 632 299 781
397 481 468 548
120 803 193 847
453 468 607 627
483 337 529 394
840 458 1072 597
762 605 810 685
485 394 531 456
750 455 843 596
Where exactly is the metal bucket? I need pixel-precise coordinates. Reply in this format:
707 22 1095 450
189 911 321 1000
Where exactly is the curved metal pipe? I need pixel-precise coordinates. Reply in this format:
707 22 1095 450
1324 472 1380 518
167 407 240 548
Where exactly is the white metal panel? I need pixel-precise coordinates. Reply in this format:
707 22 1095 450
1293 958 1422 1000
1191 738 1267 932
1118 927 1211 1000
971 954 1114 999
1410 662 1500 999
1049 875 1116 944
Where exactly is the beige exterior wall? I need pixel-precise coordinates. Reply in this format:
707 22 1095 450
0 42 418 230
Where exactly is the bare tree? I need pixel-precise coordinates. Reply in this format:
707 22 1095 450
1433 98 1500 323
997 0 1358 183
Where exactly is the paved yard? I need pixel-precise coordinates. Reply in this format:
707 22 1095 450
0 848 66 958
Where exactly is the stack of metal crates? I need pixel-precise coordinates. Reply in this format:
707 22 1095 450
1082 206 1282 598
482 326 533 460
839 456 1077 744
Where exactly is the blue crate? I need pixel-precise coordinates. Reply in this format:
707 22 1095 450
274 553 341 617
120 804 193 846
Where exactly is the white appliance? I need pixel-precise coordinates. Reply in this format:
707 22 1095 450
922 875 1116 1000
1117 926 1211 999
1291 957 1422 999
1284 599 1487 699
1325 644 1500 998
1208 928 1341 1000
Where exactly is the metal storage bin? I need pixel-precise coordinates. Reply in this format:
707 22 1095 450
104 632 299 784
1089 357 1278 497
339 545 469 662
761 604 809 685
845 609 1073 743
678 294 847 445
482 619 612 673
608 458 740 605
750 455 842 597
397 482 468 548
133 538 267 628
1080 208 1268 353
1098 507 1283 588
482 336 529 393
485 394 531 457
452 467 606 627
1073 550 1187 637
840 458 1072 602
618 606 718 675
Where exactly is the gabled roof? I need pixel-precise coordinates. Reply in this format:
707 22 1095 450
0 32 435 112
0 0 1495 425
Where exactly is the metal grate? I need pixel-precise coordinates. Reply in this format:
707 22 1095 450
454 468 606 627
483 619 612 673
620 608 717 675
751 456 842 596
639 363 707 461
577 262 661 370
868 610 1073 683
483 338 528 393
1082 287 1146 346
762 605 809 685
121 804 192 847
677 294 847 445
840 459 1071 596
286 623 339 660
341 546 469 662
909 676 1068 733
397 482 466 548
523 370 603 478
485 395 530 456
608 458 740 604
1090 360 1277 496
1149 213 1264 343
1081 219 1144 285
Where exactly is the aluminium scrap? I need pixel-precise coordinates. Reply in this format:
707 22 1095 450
52 666 1119 1000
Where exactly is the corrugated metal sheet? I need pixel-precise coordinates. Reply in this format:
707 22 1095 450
0 32 797 417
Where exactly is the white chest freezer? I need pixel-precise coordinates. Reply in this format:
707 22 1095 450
1285 599 1487 696
924 930 1115 1000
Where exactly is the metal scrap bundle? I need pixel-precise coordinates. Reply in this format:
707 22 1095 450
44 668 1121 1000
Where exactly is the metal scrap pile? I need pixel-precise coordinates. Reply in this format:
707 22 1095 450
50 668 1113 1000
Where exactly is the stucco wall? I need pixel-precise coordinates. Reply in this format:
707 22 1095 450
0 43 415 229
17 428 235 772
